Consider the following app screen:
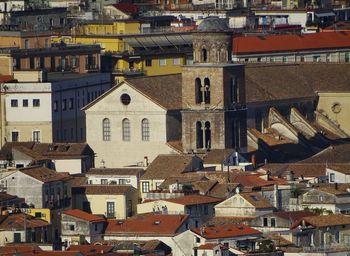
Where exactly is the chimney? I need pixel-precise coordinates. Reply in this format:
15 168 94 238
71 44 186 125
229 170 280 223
144 156 149 167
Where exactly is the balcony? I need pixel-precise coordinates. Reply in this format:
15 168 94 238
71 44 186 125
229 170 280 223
112 68 145 77
85 64 100 72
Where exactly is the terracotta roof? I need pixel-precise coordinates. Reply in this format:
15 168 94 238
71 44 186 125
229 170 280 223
291 214 350 229
311 184 350 196
262 163 327 179
233 32 350 55
111 3 139 14
72 185 135 195
240 192 274 209
68 175 88 188
163 195 222 205
206 183 240 199
141 154 200 180
63 209 105 223
272 210 316 223
0 245 42 255
327 164 350 174
86 168 144 176
245 63 350 104
67 245 114 255
12 146 49 161
20 166 70 183
201 149 236 164
0 213 49 230
300 143 350 164
105 213 189 236
231 173 286 188
192 223 261 239
198 243 221 249
126 75 182 110
0 192 17 202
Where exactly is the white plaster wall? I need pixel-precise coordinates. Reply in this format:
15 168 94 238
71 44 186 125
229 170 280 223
87 175 138 188
53 159 82 174
85 82 177 167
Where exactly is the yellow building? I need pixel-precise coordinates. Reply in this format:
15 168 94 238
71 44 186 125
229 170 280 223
20 208 51 223
72 185 138 219
65 20 192 82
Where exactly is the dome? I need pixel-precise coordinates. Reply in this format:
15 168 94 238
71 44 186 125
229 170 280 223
197 17 229 32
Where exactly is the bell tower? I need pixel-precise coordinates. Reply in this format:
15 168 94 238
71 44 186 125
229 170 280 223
181 17 247 153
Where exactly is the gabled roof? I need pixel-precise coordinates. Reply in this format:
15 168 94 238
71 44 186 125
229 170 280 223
300 143 350 164
141 154 201 180
291 214 350 229
162 195 222 206
63 209 105 223
19 166 71 183
105 213 189 236
83 74 182 111
272 210 316 223
192 223 261 239
262 163 327 179
239 192 274 209
0 213 49 230
327 164 350 174
233 32 350 55
201 149 236 165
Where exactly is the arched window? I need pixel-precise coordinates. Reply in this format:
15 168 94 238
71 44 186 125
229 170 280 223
205 121 211 149
195 78 202 104
102 118 110 141
201 48 207 62
141 118 150 141
204 77 210 104
196 121 203 149
231 77 238 103
122 118 130 141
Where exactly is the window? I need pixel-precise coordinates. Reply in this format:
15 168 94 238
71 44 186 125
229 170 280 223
101 179 108 184
11 99 18 107
141 118 149 141
173 58 181 65
145 59 152 67
196 237 201 243
35 212 42 218
102 118 111 141
141 181 150 193
106 202 115 217
120 94 131 105
345 52 350 63
23 99 28 107
271 218 276 227
204 205 208 215
313 55 320 62
33 99 40 107
231 77 238 103
195 78 202 104
326 54 331 62
300 56 305 62
122 118 130 141
201 48 207 62
24 39 29 49
263 217 268 227
159 58 166 66
33 130 40 142
62 99 67 110
330 173 335 182
69 225 75 231
53 101 58 112
203 78 210 104
119 179 127 185
282 56 287 63
67 98 73 109
269 57 275 63
12 131 19 142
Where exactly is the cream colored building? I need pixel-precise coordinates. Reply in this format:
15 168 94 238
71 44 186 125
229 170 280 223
317 92 350 136
72 185 138 219
1 79 52 146
83 75 182 168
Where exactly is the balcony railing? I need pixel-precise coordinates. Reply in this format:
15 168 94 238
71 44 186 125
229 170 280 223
112 68 145 76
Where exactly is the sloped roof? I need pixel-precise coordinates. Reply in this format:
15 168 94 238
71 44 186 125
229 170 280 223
240 192 274 209
126 75 182 110
105 213 188 236
327 164 350 174
273 210 316 223
67 245 114 255
291 214 350 229
233 32 350 55
0 192 18 202
192 223 261 239
163 195 222 205
0 213 49 230
262 163 327 178
201 149 236 165
111 3 139 14
300 143 350 164
20 166 70 183
63 209 105 223
141 154 198 180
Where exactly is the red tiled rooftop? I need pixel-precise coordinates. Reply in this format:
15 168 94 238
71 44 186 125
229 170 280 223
67 245 114 255
192 223 261 239
233 32 350 55
63 209 105 223
163 195 222 206
105 213 188 236
198 243 221 249
112 3 139 14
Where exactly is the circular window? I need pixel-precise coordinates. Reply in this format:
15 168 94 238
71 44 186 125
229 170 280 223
331 102 341 114
120 94 131 105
